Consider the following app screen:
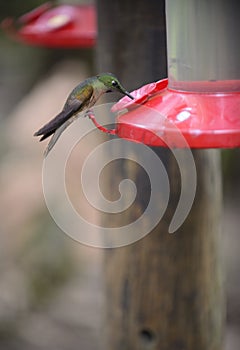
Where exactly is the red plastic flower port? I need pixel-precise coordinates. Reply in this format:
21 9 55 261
2 2 96 48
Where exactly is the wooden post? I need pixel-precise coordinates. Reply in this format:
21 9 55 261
97 1 224 349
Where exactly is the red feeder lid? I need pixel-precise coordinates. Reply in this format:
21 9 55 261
2 2 96 48
111 79 240 149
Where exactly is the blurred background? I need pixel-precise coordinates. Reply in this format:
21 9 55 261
0 1 239 349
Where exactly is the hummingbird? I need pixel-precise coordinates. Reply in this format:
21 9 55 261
34 72 134 156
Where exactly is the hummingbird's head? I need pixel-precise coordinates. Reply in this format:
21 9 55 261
97 73 134 100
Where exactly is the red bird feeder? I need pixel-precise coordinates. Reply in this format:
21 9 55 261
111 79 240 149
110 1 240 149
2 2 96 48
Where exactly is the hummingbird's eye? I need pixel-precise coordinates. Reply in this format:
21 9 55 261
111 80 118 87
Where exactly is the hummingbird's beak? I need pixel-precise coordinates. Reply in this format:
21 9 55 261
119 86 134 100
118 85 134 100
117 85 134 100
123 90 134 100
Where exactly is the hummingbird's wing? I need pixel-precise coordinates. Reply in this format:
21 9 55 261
34 85 94 141
41 85 94 157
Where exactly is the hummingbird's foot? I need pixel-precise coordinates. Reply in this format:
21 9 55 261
84 109 95 119
87 112 116 135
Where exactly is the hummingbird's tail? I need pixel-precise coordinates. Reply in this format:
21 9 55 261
34 106 78 141
43 117 75 157
34 110 72 141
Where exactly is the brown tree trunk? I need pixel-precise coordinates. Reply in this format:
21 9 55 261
97 1 224 349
